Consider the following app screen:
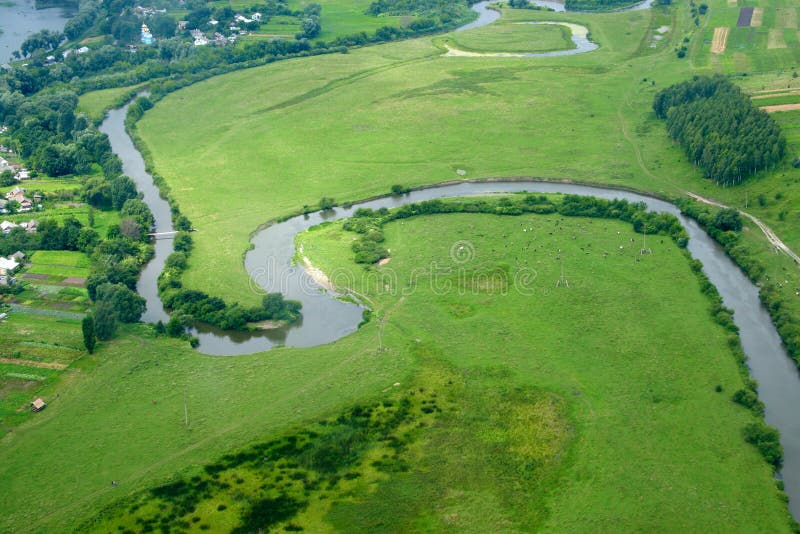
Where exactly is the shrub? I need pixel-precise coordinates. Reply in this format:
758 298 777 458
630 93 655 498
743 422 783 469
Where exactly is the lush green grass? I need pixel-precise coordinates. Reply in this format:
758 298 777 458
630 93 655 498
289 0 406 41
76 84 146 122
444 20 575 53
0 312 86 438
137 7 672 305
0 208 788 532
25 250 90 281
28 250 90 269
6 0 800 530
0 320 414 532
291 209 788 530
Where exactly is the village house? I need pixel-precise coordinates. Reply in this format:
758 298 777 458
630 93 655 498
5 186 34 212
11 251 25 262
0 157 13 173
0 255 19 273
0 219 37 234
31 398 46 412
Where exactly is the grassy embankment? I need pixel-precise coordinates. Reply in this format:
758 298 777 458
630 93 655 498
78 209 791 532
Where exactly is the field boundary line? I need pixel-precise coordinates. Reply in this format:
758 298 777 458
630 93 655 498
0 357 67 370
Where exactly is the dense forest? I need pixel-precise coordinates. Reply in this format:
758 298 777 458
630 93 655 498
653 76 786 186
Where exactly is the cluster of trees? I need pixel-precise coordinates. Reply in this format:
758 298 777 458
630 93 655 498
87 235 152 301
299 3 322 39
19 30 64 58
81 281 146 347
157 232 300 330
653 76 786 185
366 0 472 32
0 217 100 256
0 90 116 178
161 289 301 330
344 211 389 264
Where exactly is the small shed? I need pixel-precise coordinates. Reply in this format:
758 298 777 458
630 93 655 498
31 398 46 412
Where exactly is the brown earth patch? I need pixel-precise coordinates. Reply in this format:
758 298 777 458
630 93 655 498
733 52 750 71
21 274 48 280
0 357 67 370
777 7 797 28
62 277 86 285
750 7 763 27
760 103 800 113
711 27 729 54
768 29 787 48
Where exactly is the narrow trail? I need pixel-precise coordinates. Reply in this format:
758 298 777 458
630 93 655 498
620 104 800 266
687 192 800 264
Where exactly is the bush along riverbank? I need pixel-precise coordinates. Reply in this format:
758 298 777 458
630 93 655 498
677 198 800 370
341 193 688 265
123 96 301 336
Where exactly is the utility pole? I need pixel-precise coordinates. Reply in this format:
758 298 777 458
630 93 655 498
183 389 189 427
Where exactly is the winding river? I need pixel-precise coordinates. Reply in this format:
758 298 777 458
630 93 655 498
97 0 800 517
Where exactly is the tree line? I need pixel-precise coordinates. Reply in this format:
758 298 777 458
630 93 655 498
157 232 301 332
653 76 786 186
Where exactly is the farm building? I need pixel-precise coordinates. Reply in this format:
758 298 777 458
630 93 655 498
31 398 46 412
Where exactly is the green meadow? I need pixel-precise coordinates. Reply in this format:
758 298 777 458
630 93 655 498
443 20 575 53
135 0 800 309
5 0 800 529
6 208 787 532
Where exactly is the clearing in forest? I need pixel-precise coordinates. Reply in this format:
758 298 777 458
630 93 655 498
711 27 729 53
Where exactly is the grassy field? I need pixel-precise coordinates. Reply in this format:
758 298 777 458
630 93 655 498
291 210 787 530
444 20 575 53
288 0 407 41
0 312 86 438
137 7 671 305
1 208 788 532
7 0 800 530
76 84 146 122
